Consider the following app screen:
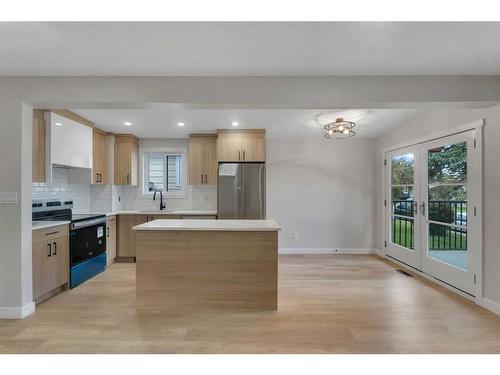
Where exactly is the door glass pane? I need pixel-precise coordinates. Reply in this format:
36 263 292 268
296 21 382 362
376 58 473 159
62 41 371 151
428 223 467 270
392 187 414 216
428 142 467 184
391 153 414 184
392 217 414 250
428 185 467 224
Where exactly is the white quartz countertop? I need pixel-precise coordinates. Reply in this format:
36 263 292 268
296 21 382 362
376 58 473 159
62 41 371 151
32 221 70 231
75 210 217 217
133 219 281 232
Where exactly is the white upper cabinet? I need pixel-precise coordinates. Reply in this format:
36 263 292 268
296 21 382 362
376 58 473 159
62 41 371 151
45 112 93 169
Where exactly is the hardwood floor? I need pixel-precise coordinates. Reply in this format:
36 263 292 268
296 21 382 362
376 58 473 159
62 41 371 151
1 255 499 353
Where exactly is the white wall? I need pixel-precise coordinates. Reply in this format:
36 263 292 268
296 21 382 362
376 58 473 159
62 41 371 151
267 138 377 251
375 104 500 310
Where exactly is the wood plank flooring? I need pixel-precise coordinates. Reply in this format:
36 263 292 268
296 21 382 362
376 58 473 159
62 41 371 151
1 255 499 353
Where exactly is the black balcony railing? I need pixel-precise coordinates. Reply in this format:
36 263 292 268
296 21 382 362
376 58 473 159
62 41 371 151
392 200 467 251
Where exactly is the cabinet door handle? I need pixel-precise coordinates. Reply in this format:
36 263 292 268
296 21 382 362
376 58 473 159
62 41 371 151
107 227 110 237
127 175 130 184
201 174 204 184
239 150 241 161
243 150 245 161
99 173 102 183
47 243 52 257
53 241 57 256
204 174 207 184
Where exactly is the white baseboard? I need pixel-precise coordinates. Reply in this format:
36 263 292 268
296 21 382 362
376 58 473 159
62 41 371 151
278 248 377 255
482 298 500 316
0 302 35 319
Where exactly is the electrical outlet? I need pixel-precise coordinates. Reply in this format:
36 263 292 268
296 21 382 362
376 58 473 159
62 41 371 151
291 231 298 240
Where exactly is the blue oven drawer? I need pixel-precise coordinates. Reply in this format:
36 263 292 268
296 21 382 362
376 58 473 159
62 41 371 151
70 253 106 288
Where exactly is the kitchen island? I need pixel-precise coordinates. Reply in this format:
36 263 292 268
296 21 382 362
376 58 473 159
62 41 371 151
133 219 280 311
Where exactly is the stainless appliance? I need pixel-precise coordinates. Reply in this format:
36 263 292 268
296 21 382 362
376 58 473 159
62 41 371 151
32 199 107 288
217 162 266 219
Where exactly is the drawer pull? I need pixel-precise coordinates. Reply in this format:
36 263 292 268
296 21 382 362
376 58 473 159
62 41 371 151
45 231 59 236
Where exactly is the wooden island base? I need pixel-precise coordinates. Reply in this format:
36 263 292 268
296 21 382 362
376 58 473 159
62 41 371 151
135 229 278 311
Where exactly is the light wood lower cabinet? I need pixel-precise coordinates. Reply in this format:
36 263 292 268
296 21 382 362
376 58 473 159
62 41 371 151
116 214 182 260
32 225 69 302
106 216 117 266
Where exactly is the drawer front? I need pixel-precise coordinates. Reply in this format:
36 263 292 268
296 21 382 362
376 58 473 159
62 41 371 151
33 224 69 243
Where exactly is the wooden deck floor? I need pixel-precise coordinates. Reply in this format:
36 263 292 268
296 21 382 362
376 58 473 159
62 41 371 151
1 255 499 353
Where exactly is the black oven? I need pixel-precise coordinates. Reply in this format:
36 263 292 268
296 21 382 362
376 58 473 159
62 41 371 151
70 217 107 266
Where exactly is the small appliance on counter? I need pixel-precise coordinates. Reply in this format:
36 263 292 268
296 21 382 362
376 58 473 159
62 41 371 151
32 199 107 288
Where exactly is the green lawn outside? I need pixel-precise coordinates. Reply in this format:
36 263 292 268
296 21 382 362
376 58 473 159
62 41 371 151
392 218 467 251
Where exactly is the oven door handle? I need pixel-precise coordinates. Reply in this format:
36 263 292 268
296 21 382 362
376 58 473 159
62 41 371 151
71 218 107 229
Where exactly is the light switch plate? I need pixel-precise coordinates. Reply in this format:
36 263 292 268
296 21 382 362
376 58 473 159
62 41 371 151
0 192 18 204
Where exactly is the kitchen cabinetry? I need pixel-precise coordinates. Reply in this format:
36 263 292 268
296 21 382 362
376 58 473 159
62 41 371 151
32 109 46 183
116 214 182 260
189 134 217 185
32 224 69 302
106 215 117 266
114 135 139 186
92 128 108 185
217 130 266 162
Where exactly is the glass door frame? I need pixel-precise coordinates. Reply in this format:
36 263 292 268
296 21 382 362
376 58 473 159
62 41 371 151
385 145 422 269
383 120 483 302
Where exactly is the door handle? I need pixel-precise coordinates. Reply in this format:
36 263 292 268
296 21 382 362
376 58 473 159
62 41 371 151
99 173 102 183
239 150 241 161
243 150 245 161
47 243 51 257
420 202 426 216
53 241 57 256
413 201 418 215
107 227 110 237
127 175 130 184
201 174 204 184
204 174 207 184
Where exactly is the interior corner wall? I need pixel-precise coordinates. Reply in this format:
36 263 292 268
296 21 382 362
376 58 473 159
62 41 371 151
267 138 377 251
374 104 500 307
0 101 33 317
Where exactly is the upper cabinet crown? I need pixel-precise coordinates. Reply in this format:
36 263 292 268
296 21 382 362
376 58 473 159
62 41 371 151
114 134 139 186
189 134 217 185
217 130 266 162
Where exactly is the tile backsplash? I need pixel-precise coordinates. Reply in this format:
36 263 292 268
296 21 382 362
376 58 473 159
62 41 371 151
32 167 217 214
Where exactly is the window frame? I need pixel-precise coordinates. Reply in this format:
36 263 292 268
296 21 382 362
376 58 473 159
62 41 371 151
140 147 187 199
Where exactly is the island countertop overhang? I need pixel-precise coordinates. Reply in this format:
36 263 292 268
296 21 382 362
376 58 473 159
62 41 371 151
132 219 281 232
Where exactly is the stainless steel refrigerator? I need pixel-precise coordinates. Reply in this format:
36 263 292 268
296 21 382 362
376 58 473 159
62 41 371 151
217 163 266 219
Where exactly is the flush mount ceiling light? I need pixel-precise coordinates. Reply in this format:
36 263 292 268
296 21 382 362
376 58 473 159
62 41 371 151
320 117 356 139
177 122 185 127
123 121 132 126
231 121 239 127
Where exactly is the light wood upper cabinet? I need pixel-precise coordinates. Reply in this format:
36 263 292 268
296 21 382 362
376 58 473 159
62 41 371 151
217 130 266 162
32 224 69 301
189 134 217 185
32 109 46 183
114 134 139 186
92 128 108 185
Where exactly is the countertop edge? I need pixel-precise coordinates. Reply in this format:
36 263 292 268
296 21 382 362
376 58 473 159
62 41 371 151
32 221 71 231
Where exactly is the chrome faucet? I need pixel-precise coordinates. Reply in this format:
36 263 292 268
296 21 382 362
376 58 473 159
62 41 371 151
153 190 166 211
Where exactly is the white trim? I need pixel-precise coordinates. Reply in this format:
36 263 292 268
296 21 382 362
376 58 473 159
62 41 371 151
482 299 500 316
139 146 188 199
279 248 377 255
383 118 485 153
0 302 35 319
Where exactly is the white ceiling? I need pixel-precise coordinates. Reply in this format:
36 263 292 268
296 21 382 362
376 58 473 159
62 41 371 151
71 108 424 139
1 22 500 75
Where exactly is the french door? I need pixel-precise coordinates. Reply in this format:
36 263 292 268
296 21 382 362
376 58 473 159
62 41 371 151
385 130 480 296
